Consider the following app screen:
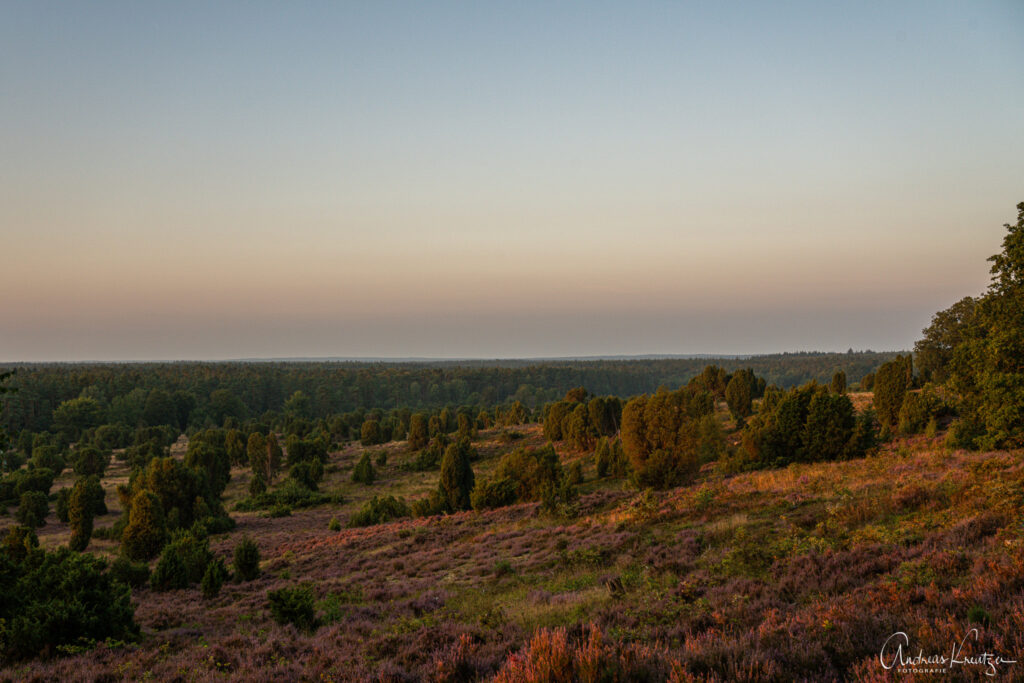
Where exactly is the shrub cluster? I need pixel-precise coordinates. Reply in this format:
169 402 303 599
620 386 723 488
413 439 477 516
0 529 138 661
347 495 412 528
594 437 630 479
542 391 622 451
731 382 875 471
471 444 576 514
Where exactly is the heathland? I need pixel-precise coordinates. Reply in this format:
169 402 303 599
0 203 1022 681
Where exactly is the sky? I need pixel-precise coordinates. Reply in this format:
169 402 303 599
2 1 1023 361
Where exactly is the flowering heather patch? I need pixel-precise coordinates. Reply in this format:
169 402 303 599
4 430 1024 681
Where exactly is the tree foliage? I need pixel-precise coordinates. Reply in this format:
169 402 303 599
736 383 873 470
121 490 168 561
873 356 912 428
620 385 718 488
233 536 261 582
943 202 1024 449
0 544 137 661
68 476 104 552
438 438 475 512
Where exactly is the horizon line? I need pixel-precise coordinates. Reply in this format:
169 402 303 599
0 349 909 365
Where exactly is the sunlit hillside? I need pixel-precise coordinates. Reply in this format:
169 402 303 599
5 408 1022 682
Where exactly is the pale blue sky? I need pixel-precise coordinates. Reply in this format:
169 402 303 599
1 1 1022 360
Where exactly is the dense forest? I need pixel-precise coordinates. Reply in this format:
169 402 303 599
0 351 896 436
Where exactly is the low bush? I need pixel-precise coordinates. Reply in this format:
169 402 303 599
233 536 260 582
347 495 411 527
150 528 213 591
352 452 376 485
0 546 138 662
16 491 48 527
267 585 318 631
201 557 229 598
234 478 333 512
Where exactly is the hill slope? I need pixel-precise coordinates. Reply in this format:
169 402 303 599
8 427 1024 681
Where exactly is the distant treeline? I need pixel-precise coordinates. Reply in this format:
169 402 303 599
0 352 899 435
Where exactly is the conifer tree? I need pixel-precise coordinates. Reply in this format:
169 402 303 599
121 489 168 561
439 439 475 511
407 413 429 451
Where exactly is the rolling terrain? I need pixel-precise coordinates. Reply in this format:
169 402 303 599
6 398 1023 682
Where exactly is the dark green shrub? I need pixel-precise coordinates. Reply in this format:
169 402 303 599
566 460 583 485
860 372 875 391
288 459 323 491
725 373 753 419
347 495 411 527
72 445 110 477
201 557 229 598
55 487 71 523
352 452 376 485
29 445 64 474
268 503 292 518
93 423 132 450
360 420 382 446
739 383 871 470
201 513 235 535
633 449 697 490
803 392 856 461
234 477 331 512
471 477 519 510
411 489 447 517
407 413 429 451
150 546 189 591
9 467 55 498
124 438 166 469
897 385 946 435
403 442 443 471
873 356 912 428
267 585 318 631
249 472 267 496
17 491 48 527
0 547 137 662
109 556 150 588
595 437 630 479
328 516 341 531
233 536 260 581
150 529 212 591
967 604 991 626
68 480 95 551
438 439 475 511
1 525 38 563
